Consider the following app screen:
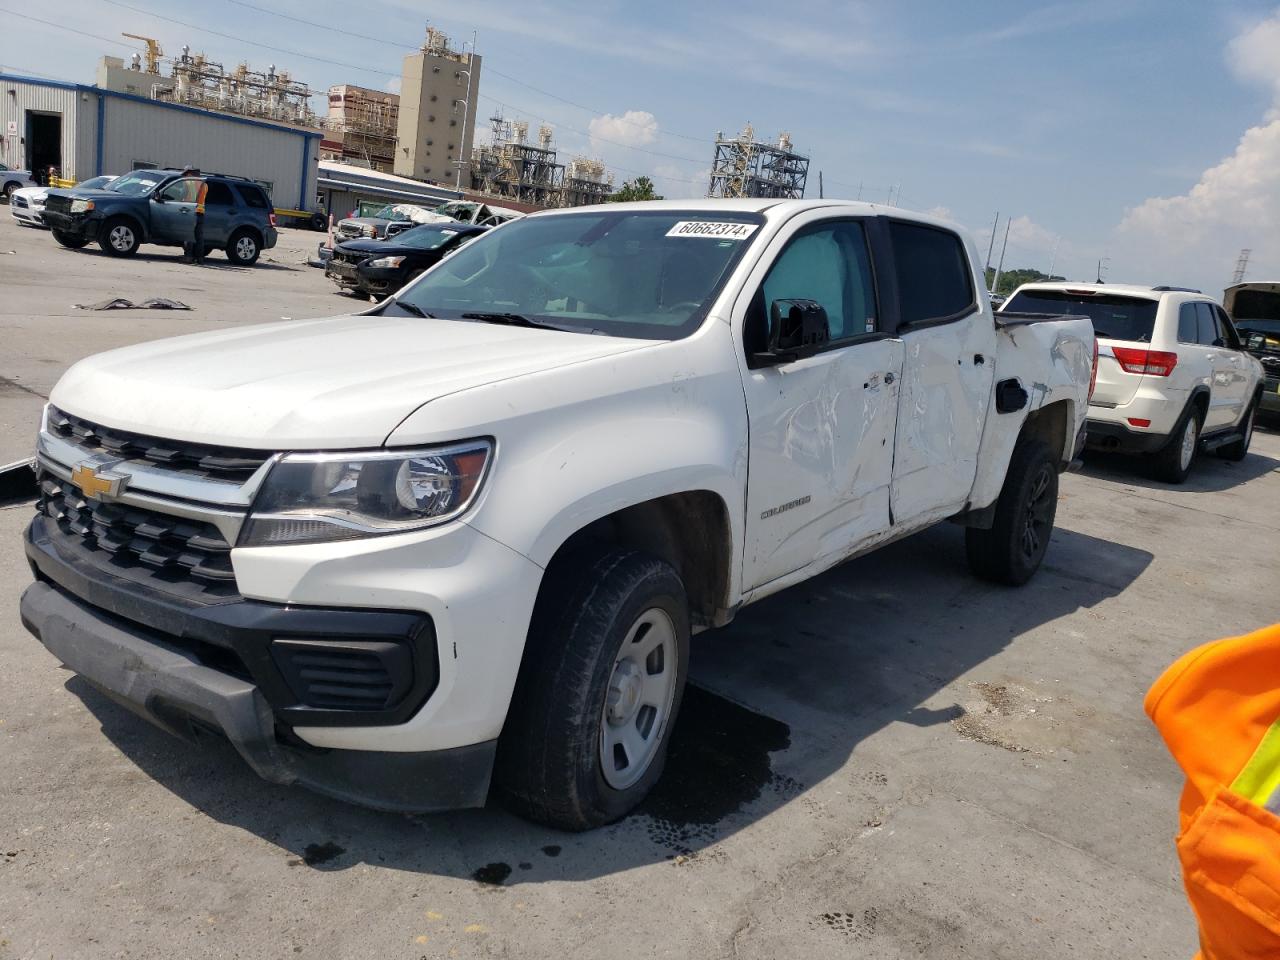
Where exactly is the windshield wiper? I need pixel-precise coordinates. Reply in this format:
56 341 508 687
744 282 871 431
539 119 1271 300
389 298 433 318
460 311 560 330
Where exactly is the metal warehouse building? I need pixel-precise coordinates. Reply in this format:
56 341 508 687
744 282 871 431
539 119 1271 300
0 74 320 211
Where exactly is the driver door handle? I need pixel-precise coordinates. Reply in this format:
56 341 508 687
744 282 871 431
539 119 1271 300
884 372 896 384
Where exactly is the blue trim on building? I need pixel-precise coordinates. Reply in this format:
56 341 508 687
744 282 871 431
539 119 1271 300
95 93 105 177
298 133 310 210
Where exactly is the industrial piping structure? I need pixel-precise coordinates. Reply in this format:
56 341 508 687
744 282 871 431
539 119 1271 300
707 124 809 199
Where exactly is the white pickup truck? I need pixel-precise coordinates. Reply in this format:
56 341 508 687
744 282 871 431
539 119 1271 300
20 200 1095 830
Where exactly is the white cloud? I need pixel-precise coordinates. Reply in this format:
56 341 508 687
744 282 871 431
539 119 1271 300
924 205 954 221
385 77 402 95
588 110 659 149
1114 11 1280 291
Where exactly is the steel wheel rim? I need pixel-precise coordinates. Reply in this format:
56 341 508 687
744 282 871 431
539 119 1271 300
1019 464 1054 563
236 236 256 260
109 226 133 251
599 607 678 791
1179 417 1198 471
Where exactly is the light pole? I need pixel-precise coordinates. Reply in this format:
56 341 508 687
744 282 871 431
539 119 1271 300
452 36 475 191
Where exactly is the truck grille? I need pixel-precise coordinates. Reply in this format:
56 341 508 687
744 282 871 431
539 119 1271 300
44 194 71 215
47 405 270 483
38 473 239 599
337 223 363 239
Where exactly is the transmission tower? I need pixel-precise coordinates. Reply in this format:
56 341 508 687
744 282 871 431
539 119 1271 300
1232 249 1251 284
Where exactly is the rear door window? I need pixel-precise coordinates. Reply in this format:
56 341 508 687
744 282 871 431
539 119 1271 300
1178 303 1199 344
1196 302 1221 346
889 221 974 327
1003 289 1158 342
204 181 235 207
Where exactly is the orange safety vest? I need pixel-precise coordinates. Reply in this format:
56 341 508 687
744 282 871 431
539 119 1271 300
1146 623 1280 960
195 181 208 216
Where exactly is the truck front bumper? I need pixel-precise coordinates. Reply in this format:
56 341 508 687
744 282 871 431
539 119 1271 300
41 211 97 240
21 579 495 812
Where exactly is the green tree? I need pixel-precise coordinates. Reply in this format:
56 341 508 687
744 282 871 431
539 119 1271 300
984 267 1065 297
609 176 664 202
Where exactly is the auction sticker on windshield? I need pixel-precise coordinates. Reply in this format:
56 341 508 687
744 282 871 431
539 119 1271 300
666 221 759 240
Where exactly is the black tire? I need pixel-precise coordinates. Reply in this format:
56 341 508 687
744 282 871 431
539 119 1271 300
3 181 18 199
1217 399 1257 462
966 438 1058 586
309 212 328 231
1151 405 1203 484
51 230 88 249
98 217 140 257
495 548 690 831
225 229 261 266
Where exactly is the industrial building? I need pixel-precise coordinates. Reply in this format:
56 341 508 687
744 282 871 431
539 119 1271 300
321 85 399 172
471 114 613 206
394 28 481 186
707 124 809 199
0 72 320 212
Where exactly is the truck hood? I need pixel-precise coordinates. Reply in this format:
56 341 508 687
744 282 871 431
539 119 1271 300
51 313 654 449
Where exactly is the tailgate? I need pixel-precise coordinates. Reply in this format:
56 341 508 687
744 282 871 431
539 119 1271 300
1092 339 1145 407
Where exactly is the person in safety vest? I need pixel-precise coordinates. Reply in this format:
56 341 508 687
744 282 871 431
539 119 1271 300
179 169 208 265
1146 622 1280 960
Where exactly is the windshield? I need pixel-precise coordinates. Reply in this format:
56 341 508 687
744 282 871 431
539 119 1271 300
394 210 764 339
106 170 169 196
394 224 469 250
436 201 478 221
1005 288 1158 341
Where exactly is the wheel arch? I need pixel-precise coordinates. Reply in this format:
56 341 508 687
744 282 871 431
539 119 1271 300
536 489 737 632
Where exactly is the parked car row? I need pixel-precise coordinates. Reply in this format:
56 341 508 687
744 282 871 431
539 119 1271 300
0 162 37 198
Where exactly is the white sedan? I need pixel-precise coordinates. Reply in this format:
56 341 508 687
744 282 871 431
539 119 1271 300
10 175 117 228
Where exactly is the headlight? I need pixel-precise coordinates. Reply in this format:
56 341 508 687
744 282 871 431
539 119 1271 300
363 225 378 237
69 198 94 213
239 440 492 547
367 255 406 268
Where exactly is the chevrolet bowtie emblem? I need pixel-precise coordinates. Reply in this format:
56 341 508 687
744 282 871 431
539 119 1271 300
71 463 130 500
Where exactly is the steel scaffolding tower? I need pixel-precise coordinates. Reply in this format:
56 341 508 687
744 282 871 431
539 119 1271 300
707 124 808 199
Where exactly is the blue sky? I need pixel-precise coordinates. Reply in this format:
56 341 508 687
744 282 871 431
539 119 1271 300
3 0 1279 292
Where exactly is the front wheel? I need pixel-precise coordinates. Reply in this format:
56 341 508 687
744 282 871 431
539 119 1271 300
51 230 88 249
225 229 261 266
1217 402 1256 462
98 218 139 257
495 548 690 830
966 438 1059 586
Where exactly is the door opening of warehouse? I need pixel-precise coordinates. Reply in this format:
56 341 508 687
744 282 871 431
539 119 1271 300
25 111 60 181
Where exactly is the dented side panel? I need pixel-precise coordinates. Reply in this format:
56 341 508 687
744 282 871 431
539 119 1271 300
968 318 1094 511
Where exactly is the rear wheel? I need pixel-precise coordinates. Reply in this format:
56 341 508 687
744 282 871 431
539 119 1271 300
225 229 261 266
98 218 140 257
3 181 18 199
1152 406 1202 483
1217 401 1256 462
495 548 690 830
51 230 88 249
966 438 1058 586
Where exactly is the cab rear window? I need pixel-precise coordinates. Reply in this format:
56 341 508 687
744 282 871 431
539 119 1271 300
1004 289 1158 342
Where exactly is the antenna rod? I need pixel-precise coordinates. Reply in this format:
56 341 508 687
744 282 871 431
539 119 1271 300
984 211 999 274
992 217 1012 295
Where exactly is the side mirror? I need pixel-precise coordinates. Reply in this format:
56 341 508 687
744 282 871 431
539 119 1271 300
753 299 831 365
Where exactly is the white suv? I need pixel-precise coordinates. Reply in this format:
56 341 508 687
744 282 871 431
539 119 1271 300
1003 283 1263 482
